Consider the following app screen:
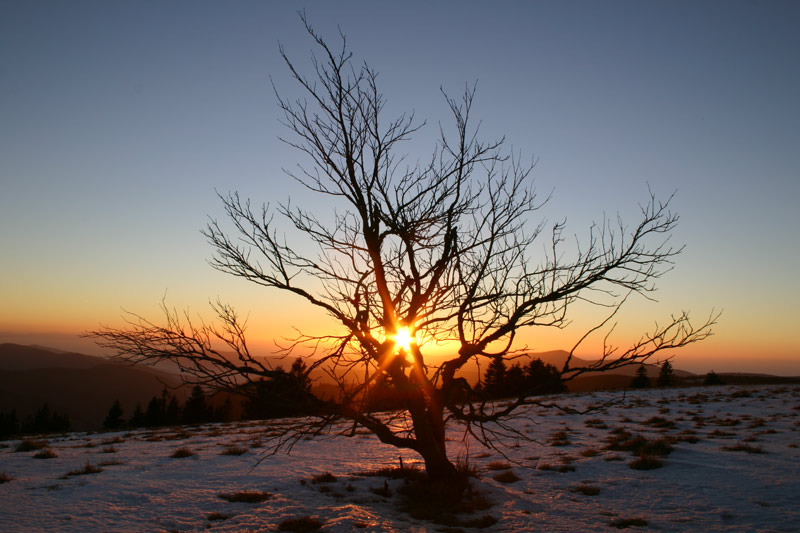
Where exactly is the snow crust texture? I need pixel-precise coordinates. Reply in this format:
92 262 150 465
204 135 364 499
1 384 799 531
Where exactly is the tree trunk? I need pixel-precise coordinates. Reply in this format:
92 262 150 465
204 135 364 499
409 396 464 488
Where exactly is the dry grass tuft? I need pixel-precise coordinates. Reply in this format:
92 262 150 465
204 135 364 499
311 472 337 483
218 490 272 503
609 517 648 529
485 461 512 471
277 516 323 532
170 447 195 458
220 445 248 456
397 478 495 528
723 443 766 454
33 448 58 459
492 470 520 484
14 439 48 453
60 461 103 479
630 455 663 470
571 484 601 496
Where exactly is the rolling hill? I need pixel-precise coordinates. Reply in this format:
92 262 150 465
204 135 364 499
0 343 182 430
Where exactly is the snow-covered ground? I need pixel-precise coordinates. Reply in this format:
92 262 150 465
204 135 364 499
1 384 799 532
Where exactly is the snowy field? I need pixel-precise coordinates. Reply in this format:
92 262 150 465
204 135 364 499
1 384 799 532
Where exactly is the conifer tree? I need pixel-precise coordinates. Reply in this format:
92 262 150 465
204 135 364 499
483 357 508 398
657 360 674 387
103 400 124 430
630 365 650 389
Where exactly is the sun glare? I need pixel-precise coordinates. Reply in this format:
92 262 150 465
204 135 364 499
393 326 414 352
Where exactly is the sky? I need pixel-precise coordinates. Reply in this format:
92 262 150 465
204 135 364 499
1 1 798 375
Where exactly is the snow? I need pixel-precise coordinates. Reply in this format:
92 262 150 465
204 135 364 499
1 384 799 531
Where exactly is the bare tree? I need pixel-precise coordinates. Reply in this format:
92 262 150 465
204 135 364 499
91 17 716 487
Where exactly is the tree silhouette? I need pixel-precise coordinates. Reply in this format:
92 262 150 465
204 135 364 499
0 409 20 438
657 360 674 387
103 400 124 430
243 358 315 420
704 370 724 386
90 16 716 486
524 358 566 395
183 385 211 425
630 365 651 389
128 404 145 428
482 357 508 398
21 403 70 434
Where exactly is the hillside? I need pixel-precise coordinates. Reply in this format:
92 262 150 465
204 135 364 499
0 344 182 430
1 385 798 531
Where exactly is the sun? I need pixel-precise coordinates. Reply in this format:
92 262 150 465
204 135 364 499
393 326 414 352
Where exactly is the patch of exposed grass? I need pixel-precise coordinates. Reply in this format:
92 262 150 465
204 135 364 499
714 417 742 427
60 461 103 479
97 459 124 467
571 484 601 496
642 416 676 429
723 443 766 454
0 472 14 484
14 439 47 453
100 446 117 454
163 431 191 441
492 470 519 484
538 462 576 473
550 429 571 446
355 465 427 482
630 455 663 470
609 517 648 529
311 471 337 483
101 436 124 445
207 512 231 521
170 447 195 458
485 461 512 471
277 516 323 532
581 447 600 457
397 479 495 528
220 445 248 456
218 490 272 503
606 431 673 457
584 418 608 429
33 448 58 459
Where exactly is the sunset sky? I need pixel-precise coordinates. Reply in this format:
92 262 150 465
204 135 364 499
1 1 798 375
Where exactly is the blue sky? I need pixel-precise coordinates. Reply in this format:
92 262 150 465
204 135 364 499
1 1 798 374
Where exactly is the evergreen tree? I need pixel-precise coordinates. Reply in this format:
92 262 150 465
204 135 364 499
524 358 566 394
128 403 145 427
505 364 526 397
103 400 124 430
242 358 316 419
183 385 210 425
144 395 166 427
630 365 650 389
165 395 182 425
704 370 724 386
657 360 674 387
483 357 507 399
214 396 233 423
21 404 71 434
0 409 20 438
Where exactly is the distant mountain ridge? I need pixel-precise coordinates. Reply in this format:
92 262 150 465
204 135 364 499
0 343 183 431
3 343 794 433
